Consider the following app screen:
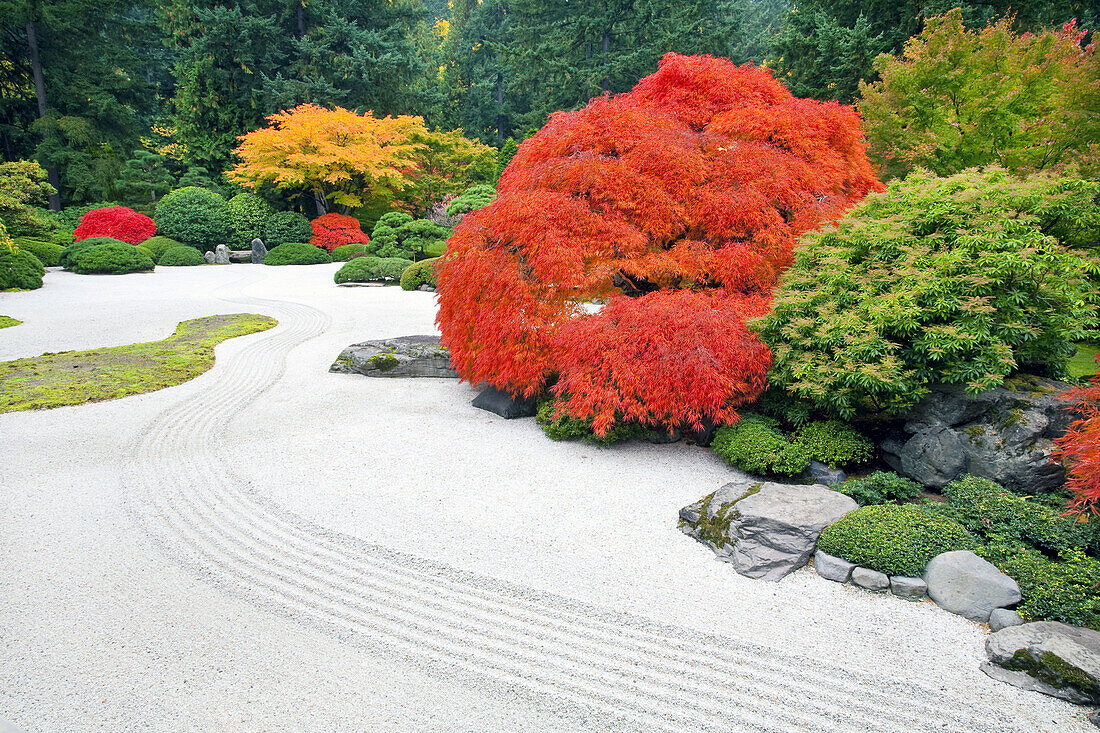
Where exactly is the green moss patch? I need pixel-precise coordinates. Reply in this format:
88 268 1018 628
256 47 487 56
0 313 276 413
0 315 21 329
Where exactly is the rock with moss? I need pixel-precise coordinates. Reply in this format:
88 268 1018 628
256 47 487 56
330 335 456 378
983 622 1100 705
680 478 858 581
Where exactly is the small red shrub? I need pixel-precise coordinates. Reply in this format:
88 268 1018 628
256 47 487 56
310 213 369 252
74 206 156 244
1056 364 1100 515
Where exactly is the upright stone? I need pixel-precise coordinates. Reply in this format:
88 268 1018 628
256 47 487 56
204 251 215 264
214 244 230 264
251 238 267 264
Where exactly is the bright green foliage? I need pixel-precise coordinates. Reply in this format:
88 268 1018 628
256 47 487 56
331 244 368 261
0 249 45 290
994 547 1100 630
0 219 13 252
757 169 1098 419
159 246 206 266
118 151 174 205
535 396 646 445
263 243 333 266
58 237 126 269
262 211 312 248
368 213 449 260
400 127 497 215
838 471 923 506
496 139 519 177
334 256 413 283
141 236 186 262
795 420 874 468
154 187 233 251
859 10 1100 179
227 193 274 249
0 316 21 329
445 184 495 218
0 162 56 237
399 258 439 291
70 242 155 274
12 238 65 267
136 244 155 260
818 504 977 577
710 414 812 477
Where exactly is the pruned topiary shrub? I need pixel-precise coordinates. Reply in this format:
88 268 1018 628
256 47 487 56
74 205 155 244
399 257 439 291
993 547 1100 630
817 504 977 577
445 183 495 219
263 242 332 266
153 187 233 251
59 237 128 269
159 246 206 267
368 213 449 260
0 248 45 290
710 414 811 477
141 236 186 262
838 471 923 506
334 256 412 284
12 237 64 267
262 211 312 248
227 192 274 248
331 243 367 261
70 242 155 274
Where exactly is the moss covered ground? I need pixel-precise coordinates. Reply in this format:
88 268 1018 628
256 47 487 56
0 316 21 329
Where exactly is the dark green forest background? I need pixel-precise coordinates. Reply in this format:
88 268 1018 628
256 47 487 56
1 0 1094 208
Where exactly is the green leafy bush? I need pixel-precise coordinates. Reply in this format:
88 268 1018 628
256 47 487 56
264 242 332 266
993 547 1100 630
262 211 311 248
0 248 45 290
445 184 495 217
70 242 154 274
154 187 233 250
59 237 127 269
334 256 413 284
368 212 449 260
839 471 923 506
818 504 977 577
794 420 874 468
756 169 1098 419
331 243 367 261
141 236 185 262
710 414 811 477
135 244 154 259
12 237 64 267
159 246 206 267
227 192 274 248
536 397 645 445
400 257 439 291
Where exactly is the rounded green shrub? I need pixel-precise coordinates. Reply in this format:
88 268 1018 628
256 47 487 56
710 414 811 477
159 245 206 266
331 243 367 261
153 187 233 250
12 237 65 267
59 237 127 269
0 248 45 290
446 184 495 217
839 471 923 506
794 420 874 468
400 257 439 291
141 236 185 262
264 242 332 266
136 244 154 259
334 256 413 284
262 211 311 248
817 504 976 577
228 192 275 248
368 212 449 260
70 242 155 274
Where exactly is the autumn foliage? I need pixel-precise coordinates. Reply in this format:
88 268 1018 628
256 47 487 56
1056 368 1100 515
436 53 881 434
74 206 156 245
310 213 370 252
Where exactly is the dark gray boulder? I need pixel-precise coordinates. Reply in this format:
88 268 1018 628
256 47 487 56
807 460 848 486
881 378 1072 493
680 478 858 581
923 550 1021 622
989 608 1025 632
214 243 230 264
983 622 1100 705
250 238 267 264
890 576 928 601
330 335 456 378
852 567 890 591
814 550 855 583
471 385 538 419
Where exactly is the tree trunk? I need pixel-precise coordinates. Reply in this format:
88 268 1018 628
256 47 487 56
600 30 610 93
496 71 504 146
296 3 306 38
314 191 328 216
26 20 61 210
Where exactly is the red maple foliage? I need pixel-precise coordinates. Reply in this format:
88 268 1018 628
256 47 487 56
436 53 881 433
74 206 156 244
1055 364 1100 515
310 212 370 252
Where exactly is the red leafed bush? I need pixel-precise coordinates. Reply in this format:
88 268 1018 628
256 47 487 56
74 206 156 244
310 212 369 252
1056 368 1100 515
436 53 881 434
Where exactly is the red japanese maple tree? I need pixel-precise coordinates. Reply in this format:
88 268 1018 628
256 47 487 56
1056 367 1100 515
436 53 881 433
74 206 156 244
310 212 370 252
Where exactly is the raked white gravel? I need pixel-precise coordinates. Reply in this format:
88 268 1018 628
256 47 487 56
0 264 1094 732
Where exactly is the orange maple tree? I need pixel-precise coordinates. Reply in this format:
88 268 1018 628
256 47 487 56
1056 365 1100 515
310 213 370 252
436 53 881 434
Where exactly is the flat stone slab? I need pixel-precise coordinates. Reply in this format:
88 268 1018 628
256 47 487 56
471 385 538 419
852 567 889 591
814 550 854 583
228 250 252 262
923 550 1021 623
330 335 457 378
890 575 927 601
985 621 1100 705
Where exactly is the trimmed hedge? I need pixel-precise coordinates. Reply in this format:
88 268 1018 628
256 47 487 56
710 414 811 477
399 257 439 291
838 471 923 506
264 242 332 266
141 236 185 262
59 237 127 269
0 248 45 290
817 504 977 577
263 211 312 248
154 187 233 250
12 237 65 267
331 243 367 261
70 242 155 274
227 192 274 248
334 256 413 284
159 246 206 266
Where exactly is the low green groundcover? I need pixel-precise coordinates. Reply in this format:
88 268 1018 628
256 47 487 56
0 316 21 329
334 256 412 284
1 248 45 290
159 246 206 266
70 241 155 274
264 242 332 266
838 471 923 506
399 257 439 291
0 314 276 413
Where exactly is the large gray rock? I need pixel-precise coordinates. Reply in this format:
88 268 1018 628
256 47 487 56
881 378 1072 493
330 335 456 378
983 621 1100 704
680 479 858 581
214 243 230 264
923 550 1021 622
989 608 1025 632
807 460 847 486
204 251 215 264
814 550 855 583
852 567 890 591
228 249 252 262
471 385 538 419
250 237 267 264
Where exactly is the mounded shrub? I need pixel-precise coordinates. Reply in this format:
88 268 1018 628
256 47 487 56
311 212 369 252
993 547 1100 630
331 243 367 261
794 420 873 469
12 237 64 267
159 245 206 266
70 242 155 274
838 471 923 506
445 183 495 218
227 192 274 248
59 237 128 269
368 213 449 260
262 211 312 248
141 236 186 262
334 256 412 284
0 248 45 290
399 257 439 291
74 205 156 244
710 414 811 477
817 504 977 577
153 187 233 251
264 242 333 266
